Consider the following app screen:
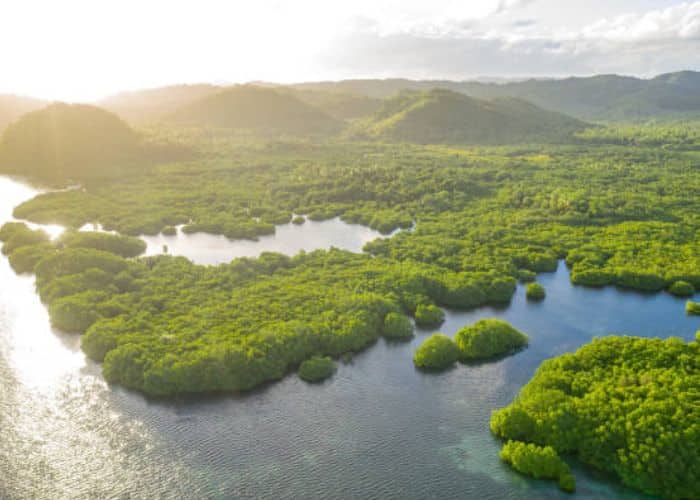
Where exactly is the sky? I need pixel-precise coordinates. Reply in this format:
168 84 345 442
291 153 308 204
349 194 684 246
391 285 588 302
0 0 699 101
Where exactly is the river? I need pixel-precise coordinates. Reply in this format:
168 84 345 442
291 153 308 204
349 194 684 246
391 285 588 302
0 176 695 499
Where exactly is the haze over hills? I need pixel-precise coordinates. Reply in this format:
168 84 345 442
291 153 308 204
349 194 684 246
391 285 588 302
164 85 342 135
280 88 383 121
2 70 699 154
100 84 223 124
291 71 700 121
0 103 144 181
94 70 700 125
352 89 588 144
0 95 47 133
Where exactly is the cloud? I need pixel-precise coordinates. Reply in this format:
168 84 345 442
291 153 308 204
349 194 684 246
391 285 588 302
580 2 700 41
512 19 538 28
318 1 700 78
494 0 536 15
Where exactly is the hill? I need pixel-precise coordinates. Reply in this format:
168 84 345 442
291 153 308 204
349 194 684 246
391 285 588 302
282 89 382 121
292 71 700 121
351 89 587 144
0 95 46 133
100 84 222 124
0 103 144 182
165 85 341 135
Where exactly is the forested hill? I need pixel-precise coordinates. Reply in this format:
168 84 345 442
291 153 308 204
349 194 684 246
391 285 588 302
0 103 145 182
281 88 383 121
351 89 587 144
100 84 222 124
291 71 700 121
164 85 342 135
0 95 46 133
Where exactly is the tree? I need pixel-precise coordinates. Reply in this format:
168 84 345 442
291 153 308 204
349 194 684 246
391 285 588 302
413 334 459 370
414 304 445 328
298 356 336 382
455 319 528 360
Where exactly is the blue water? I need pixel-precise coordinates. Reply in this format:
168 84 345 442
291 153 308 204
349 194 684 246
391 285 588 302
0 177 696 499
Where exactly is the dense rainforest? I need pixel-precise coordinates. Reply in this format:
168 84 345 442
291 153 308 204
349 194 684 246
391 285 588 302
0 94 698 497
9 128 700 296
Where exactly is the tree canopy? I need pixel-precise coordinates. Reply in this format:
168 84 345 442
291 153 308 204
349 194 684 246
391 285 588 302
454 319 528 361
491 336 700 499
413 334 459 370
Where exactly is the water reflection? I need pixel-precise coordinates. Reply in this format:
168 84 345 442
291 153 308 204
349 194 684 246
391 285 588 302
140 218 387 265
0 259 84 388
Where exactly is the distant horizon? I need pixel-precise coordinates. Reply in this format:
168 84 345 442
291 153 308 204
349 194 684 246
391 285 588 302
3 68 698 104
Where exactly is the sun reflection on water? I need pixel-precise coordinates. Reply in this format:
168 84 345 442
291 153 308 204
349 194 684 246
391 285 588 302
0 176 180 499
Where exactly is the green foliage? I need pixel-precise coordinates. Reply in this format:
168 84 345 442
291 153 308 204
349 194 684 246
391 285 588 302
686 301 700 315
0 221 32 241
490 336 700 499
526 283 546 301
3 218 521 395
4 126 700 402
285 88 383 121
296 71 700 121
517 269 536 283
58 231 146 258
7 243 54 273
413 334 459 370
455 319 528 361
351 89 587 144
161 225 177 236
499 440 575 493
49 291 105 332
382 312 414 340
298 356 336 383
166 85 340 136
0 222 50 255
668 280 695 297
414 304 445 328
0 223 53 273
13 134 700 285
576 122 700 147
292 215 305 225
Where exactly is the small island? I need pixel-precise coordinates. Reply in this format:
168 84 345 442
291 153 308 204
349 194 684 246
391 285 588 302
525 283 546 301
298 356 336 383
668 280 694 297
686 301 700 315
413 334 459 370
454 319 528 361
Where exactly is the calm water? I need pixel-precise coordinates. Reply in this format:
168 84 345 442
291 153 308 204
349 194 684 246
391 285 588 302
139 219 386 265
73 219 386 265
0 176 696 499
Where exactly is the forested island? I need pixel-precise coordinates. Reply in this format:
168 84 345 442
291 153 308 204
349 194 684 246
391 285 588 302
491 335 699 499
0 80 698 498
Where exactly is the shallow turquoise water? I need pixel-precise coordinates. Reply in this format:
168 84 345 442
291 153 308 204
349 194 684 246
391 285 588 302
0 176 695 499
